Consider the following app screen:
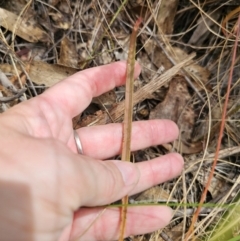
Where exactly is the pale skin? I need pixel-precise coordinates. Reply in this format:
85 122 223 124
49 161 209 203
0 61 183 241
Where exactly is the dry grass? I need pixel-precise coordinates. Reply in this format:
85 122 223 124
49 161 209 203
1 0 240 240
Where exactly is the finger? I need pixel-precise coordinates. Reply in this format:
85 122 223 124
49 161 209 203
67 155 141 207
66 151 183 207
129 153 183 196
40 61 141 118
74 119 179 159
69 206 173 240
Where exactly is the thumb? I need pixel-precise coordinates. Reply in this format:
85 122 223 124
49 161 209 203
69 156 140 207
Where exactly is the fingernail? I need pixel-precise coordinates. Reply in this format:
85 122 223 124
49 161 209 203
114 161 138 186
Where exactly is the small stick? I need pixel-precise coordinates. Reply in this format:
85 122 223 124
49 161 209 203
118 18 142 241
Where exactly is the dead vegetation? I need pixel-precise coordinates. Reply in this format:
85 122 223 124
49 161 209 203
1 0 240 240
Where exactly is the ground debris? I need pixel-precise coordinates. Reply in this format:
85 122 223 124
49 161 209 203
1 1 240 241
149 75 203 154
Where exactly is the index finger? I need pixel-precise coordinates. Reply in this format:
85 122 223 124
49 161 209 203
40 61 141 118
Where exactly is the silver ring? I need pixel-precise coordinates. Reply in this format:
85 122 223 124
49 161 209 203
73 130 83 154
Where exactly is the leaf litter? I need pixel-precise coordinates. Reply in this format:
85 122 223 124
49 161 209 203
1 0 240 240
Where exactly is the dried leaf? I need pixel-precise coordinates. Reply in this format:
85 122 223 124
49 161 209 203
114 36 129 61
130 186 177 203
163 223 184 241
92 90 116 109
97 45 113 65
149 76 202 154
0 8 49 43
1 0 27 15
49 11 71 29
0 61 77 87
48 0 60 6
73 110 108 128
59 36 79 68
157 0 179 35
144 41 210 89
136 51 158 81
16 45 47 61
143 39 173 71
188 10 220 46
149 76 194 138
196 169 227 199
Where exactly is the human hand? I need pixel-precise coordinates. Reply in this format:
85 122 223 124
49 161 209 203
0 61 183 241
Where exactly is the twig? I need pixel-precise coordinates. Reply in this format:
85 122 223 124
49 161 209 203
118 18 142 241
